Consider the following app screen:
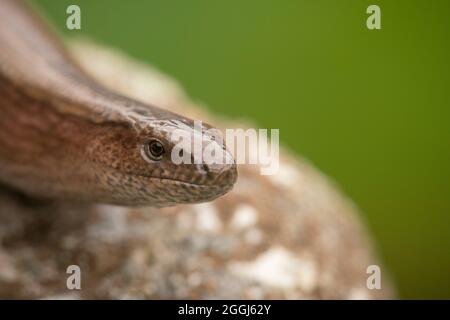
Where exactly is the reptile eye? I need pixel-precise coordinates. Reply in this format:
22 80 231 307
145 139 165 160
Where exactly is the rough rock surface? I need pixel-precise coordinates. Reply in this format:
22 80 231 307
0 42 394 299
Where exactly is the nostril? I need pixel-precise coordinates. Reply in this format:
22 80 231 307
196 163 209 175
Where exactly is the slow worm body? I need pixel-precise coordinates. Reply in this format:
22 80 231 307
0 0 237 206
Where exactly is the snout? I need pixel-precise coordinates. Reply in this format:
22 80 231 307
204 160 238 189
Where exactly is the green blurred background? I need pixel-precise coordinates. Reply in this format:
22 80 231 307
31 0 450 299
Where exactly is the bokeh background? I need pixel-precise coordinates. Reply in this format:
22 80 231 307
31 0 450 299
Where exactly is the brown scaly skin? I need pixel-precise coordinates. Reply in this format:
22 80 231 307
0 0 237 206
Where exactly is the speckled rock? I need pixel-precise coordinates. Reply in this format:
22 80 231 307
0 41 394 299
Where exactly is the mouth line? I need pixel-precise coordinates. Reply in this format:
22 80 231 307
137 174 233 203
133 173 218 189
107 165 221 188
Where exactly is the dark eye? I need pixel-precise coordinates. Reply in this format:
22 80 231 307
145 139 165 160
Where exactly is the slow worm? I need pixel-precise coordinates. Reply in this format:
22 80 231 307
0 0 237 206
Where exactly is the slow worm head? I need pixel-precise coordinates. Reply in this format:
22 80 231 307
0 0 237 206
